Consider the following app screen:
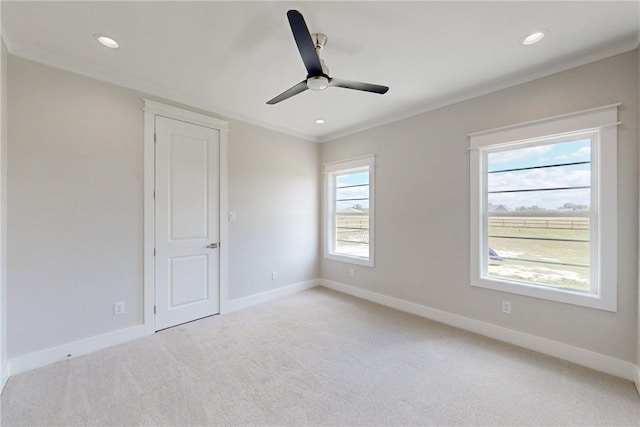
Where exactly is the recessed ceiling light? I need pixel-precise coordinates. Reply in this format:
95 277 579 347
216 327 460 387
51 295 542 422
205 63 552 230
93 33 119 49
521 30 547 46
315 119 325 125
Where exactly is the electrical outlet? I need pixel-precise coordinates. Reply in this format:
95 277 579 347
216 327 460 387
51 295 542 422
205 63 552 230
502 301 511 314
114 301 125 315
228 211 237 222
349 268 354 277
272 271 278 281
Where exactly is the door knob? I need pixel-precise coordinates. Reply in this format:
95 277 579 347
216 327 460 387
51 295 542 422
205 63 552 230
206 243 219 249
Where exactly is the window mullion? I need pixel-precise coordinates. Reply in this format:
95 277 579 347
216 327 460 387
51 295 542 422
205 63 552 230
481 149 490 279
589 135 599 295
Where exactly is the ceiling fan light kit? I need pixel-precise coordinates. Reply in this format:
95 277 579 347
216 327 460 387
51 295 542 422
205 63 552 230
266 10 389 105
307 76 329 91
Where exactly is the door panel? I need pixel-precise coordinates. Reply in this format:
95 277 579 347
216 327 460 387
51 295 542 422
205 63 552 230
169 135 208 240
155 116 220 331
170 255 208 307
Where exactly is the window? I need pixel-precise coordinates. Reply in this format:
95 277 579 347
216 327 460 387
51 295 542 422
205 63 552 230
324 156 375 267
470 105 618 311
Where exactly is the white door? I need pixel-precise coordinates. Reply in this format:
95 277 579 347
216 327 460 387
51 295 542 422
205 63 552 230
155 116 220 331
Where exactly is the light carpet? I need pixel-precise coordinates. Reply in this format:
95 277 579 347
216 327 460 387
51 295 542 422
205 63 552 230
1 287 639 426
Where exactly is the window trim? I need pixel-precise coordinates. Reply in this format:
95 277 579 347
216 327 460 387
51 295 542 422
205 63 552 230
469 104 619 311
323 155 375 267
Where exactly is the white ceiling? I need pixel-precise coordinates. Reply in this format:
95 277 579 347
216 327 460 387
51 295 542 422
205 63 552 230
2 1 639 142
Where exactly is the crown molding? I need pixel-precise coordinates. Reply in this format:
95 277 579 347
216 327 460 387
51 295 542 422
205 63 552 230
6 39 320 143
4 32 637 145
318 35 639 143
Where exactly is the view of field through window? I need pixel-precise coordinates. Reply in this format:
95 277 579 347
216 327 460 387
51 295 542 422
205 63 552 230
335 170 369 258
486 138 592 291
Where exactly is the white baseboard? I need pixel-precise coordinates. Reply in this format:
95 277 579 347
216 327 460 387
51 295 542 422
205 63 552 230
9 325 146 376
6 280 320 377
6 279 636 388
223 279 320 314
320 279 637 381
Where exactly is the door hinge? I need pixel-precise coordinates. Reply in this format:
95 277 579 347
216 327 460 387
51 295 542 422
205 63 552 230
154 133 157 143
153 191 156 200
153 248 156 257
154 305 156 314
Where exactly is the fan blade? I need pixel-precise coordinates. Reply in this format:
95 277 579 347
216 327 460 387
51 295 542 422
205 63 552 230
287 10 323 76
266 80 309 105
329 78 389 94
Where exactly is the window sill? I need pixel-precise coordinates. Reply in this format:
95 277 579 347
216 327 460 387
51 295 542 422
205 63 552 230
470 277 616 312
325 253 374 267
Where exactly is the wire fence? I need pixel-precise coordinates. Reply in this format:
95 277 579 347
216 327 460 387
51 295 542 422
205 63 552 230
489 217 588 230
336 215 369 230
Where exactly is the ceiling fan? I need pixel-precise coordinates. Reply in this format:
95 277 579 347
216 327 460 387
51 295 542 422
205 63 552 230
266 10 389 105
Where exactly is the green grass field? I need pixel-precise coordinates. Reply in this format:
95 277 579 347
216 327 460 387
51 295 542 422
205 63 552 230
488 219 590 291
335 215 369 257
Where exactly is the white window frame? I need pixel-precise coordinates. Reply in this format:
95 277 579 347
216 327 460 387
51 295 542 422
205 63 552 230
469 104 619 312
323 155 375 267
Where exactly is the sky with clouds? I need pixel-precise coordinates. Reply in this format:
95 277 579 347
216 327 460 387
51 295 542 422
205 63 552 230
336 171 369 211
487 139 591 211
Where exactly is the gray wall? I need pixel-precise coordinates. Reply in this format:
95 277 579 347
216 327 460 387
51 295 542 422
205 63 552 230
7 56 319 358
321 50 639 362
5 48 638 366
227 120 319 300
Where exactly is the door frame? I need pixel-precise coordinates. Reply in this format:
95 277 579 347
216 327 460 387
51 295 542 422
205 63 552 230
143 99 229 335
